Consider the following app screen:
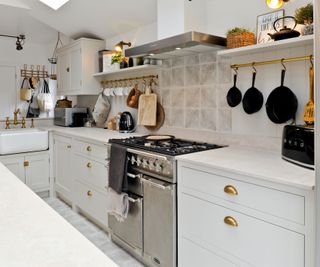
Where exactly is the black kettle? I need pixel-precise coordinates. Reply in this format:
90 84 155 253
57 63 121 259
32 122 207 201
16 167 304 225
268 16 301 41
119 111 135 133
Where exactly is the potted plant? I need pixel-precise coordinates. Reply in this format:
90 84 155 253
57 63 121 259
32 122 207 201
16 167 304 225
226 27 255 49
295 3 313 35
111 52 122 70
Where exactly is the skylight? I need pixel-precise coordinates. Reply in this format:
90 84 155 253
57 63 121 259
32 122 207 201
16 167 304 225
39 0 70 10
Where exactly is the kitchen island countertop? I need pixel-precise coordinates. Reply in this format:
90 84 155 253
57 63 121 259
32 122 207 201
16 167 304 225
177 146 315 190
0 162 118 267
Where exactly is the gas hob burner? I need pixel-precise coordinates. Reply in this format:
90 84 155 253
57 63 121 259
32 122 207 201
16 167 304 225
109 135 224 156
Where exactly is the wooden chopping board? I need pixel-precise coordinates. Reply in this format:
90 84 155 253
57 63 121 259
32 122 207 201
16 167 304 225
137 85 157 126
145 102 165 131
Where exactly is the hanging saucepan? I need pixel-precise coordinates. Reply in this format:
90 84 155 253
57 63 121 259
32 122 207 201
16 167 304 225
242 69 264 114
265 68 298 124
227 71 242 107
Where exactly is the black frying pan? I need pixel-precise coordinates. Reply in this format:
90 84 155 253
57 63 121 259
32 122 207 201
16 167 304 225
242 71 264 114
265 69 298 124
227 73 242 107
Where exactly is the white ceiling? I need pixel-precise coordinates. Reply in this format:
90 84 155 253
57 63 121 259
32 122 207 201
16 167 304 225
0 0 157 44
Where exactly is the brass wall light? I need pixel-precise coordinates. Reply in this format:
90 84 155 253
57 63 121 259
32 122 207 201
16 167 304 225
114 41 132 52
0 34 25 50
266 0 290 9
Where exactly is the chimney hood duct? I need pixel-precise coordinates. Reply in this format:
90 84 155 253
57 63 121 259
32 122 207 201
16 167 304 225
125 31 226 59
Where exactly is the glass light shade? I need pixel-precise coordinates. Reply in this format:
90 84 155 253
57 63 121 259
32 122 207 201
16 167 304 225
266 0 283 9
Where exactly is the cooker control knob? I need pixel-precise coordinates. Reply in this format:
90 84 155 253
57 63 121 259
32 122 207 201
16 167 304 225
142 159 148 168
131 156 136 165
149 161 155 170
155 162 163 172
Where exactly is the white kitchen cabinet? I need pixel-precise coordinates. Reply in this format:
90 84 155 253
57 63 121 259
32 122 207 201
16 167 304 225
56 38 105 96
178 161 315 267
72 138 109 227
54 135 73 200
25 154 50 193
0 152 50 193
1 156 25 183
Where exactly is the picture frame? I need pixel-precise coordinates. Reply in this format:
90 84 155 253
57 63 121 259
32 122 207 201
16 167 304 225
256 9 284 44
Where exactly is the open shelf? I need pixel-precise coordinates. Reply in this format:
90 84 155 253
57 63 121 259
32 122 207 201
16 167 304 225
217 35 314 57
93 64 159 78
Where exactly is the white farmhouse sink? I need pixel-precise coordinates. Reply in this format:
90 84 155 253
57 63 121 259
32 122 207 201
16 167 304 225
0 128 49 155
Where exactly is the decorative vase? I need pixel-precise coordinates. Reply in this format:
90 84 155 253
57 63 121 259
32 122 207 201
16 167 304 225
302 22 314 36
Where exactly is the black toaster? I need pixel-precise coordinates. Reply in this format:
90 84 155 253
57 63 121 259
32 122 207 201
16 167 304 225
282 125 314 169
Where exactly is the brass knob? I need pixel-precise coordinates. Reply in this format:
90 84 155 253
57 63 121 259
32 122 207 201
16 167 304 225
224 185 238 196
24 161 29 167
66 67 70 72
87 190 93 197
87 162 92 168
86 146 92 152
224 216 238 227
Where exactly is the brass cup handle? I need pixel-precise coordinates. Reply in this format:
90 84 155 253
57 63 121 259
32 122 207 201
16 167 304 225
224 185 238 195
67 145 72 149
224 216 238 227
87 190 93 197
87 162 92 168
86 146 92 152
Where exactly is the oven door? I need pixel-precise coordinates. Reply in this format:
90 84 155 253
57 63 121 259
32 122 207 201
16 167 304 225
108 194 143 254
142 175 177 267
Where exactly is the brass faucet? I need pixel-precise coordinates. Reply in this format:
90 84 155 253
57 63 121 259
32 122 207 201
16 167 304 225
5 109 26 129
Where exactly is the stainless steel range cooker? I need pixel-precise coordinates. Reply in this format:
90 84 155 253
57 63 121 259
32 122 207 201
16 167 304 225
107 135 223 267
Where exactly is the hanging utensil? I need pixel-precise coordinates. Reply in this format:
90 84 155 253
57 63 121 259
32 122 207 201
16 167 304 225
242 64 264 114
227 68 242 107
303 57 314 125
266 61 298 124
138 79 157 126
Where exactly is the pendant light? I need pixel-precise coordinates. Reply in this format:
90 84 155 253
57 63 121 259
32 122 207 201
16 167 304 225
266 0 290 9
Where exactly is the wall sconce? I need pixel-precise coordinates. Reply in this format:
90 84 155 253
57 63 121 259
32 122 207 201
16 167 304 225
114 41 132 52
266 0 290 9
0 34 25 50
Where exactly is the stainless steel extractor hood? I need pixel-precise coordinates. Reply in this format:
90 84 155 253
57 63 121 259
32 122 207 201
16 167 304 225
125 31 226 59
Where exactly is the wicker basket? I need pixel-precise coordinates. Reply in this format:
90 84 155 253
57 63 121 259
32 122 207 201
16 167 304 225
227 32 256 49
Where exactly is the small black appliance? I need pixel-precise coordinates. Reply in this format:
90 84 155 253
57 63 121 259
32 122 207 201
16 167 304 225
119 111 135 133
282 125 314 169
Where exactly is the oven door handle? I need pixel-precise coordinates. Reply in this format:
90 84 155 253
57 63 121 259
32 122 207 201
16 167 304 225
127 173 142 179
141 177 172 190
128 196 141 203
127 148 168 161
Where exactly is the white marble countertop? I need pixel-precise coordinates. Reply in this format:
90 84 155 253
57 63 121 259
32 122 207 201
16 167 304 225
0 163 118 267
177 146 315 190
47 126 142 143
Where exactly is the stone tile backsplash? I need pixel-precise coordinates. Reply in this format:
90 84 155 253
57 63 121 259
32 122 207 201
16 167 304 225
159 52 232 133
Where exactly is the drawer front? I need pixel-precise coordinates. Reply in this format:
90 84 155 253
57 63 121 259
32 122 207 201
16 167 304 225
179 193 305 267
74 180 108 226
73 154 108 191
73 139 108 161
180 166 305 225
179 238 240 267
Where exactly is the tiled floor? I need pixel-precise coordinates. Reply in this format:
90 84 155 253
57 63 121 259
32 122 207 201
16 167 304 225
43 197 145 267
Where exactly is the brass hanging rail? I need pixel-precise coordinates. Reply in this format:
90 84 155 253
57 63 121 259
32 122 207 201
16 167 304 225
20 64 48 79
101 74 158 87
231 55 314 70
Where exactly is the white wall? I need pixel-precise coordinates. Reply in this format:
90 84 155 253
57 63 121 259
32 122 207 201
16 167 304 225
105 22 157 50
206 0 311 36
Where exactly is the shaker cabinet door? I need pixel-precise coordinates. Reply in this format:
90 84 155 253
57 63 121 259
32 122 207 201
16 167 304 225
25 154 50 193
0 156 25 183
